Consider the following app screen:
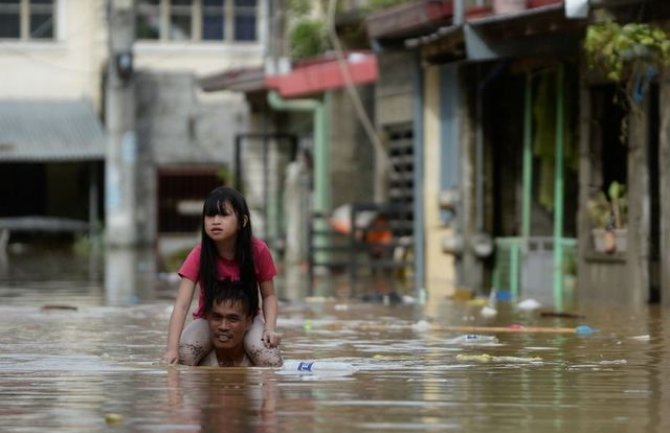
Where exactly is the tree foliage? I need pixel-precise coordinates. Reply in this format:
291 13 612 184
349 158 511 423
584 21 670 82
290 19 328 59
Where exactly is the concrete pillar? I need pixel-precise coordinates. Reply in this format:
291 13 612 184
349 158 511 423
105 0 139 247
627 100 650 308
659 74 670 307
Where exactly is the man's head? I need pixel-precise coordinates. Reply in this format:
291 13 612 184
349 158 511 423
205 279 259 352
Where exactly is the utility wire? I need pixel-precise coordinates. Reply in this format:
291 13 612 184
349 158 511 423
325 0 396 177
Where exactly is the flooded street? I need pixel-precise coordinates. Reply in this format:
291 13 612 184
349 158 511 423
1 249 670 433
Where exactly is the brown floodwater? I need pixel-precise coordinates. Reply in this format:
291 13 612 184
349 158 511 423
1 248 669 433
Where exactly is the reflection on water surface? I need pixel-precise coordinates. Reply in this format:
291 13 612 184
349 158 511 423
0 249 669 432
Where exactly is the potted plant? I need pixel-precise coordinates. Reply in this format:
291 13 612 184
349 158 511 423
586 181 627 253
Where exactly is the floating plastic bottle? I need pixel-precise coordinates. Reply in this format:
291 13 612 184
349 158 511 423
444 334 500 345
281 360 359 373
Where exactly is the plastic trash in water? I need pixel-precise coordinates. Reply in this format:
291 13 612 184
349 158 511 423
496 290 512 302
575 325 596 335
517 298 542 311
480 290 498 318
445 334 500 345
480 305 498 318
456 353 542 364
280 360 359 374
411 320 433 332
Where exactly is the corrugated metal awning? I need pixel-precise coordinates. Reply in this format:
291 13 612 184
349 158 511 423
264 52 378 98
0 99 106 162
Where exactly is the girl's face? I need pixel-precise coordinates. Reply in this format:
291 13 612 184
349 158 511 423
204 200 245 243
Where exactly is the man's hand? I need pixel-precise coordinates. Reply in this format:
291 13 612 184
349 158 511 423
262 329 281 348
163 349 180 365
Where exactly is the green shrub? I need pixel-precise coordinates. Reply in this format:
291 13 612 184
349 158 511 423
290 19 328 59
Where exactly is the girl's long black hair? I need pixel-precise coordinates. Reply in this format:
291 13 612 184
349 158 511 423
199 186 256 309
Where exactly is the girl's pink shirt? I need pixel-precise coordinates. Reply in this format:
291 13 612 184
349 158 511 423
178 238 277 319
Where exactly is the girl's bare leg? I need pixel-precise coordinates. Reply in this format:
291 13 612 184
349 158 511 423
179 318 211 365
245 315 283 367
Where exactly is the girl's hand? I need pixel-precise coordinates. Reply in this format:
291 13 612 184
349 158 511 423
163 349 180 365
262 329 282 348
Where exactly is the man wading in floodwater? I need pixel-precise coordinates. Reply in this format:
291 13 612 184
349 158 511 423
198 280 260 367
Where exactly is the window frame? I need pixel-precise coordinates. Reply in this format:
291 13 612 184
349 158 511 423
0 0 57 41
136 0 258 43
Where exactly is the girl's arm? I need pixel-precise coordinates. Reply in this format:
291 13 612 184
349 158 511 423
259 279 281 348
163 278 197 364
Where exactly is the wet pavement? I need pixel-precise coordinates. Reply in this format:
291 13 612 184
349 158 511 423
1 247 669 433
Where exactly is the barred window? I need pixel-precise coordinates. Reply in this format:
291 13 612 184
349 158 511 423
137 0 257 43
0 0 55 40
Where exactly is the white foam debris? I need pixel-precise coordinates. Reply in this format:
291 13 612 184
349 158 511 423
517 298 541 311
480 305 498 318
411 320 433 332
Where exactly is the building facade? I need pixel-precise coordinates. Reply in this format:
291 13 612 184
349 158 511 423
0 0 268 266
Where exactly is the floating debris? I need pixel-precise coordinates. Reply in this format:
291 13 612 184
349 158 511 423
540 311 585 319
456 354 543 363
411 320 433 332
599 359 627 365
105 413 124 425
575 325 596 335
41 304 78 311
517 299 541 311
480 305 498 318
445 335 499 345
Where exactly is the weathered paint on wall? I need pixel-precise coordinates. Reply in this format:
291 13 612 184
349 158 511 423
329 87 376 208
374 51 415 127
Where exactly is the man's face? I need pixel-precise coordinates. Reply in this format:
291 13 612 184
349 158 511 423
207 300 253 351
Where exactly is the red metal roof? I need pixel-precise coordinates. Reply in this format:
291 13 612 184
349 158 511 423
264 52 378 98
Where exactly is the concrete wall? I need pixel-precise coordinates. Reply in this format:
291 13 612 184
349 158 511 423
375 51 416 127
329 86 376 208
135 72 247 165
0 0 106 104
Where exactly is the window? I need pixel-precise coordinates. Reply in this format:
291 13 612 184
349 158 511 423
202 0 224 40
137 0 160 40
170 0 192 41
234 0 256 41
0 0 55 40
137 0 257 42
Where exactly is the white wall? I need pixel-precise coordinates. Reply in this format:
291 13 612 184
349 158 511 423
0 0 106 106
0 0 267 109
